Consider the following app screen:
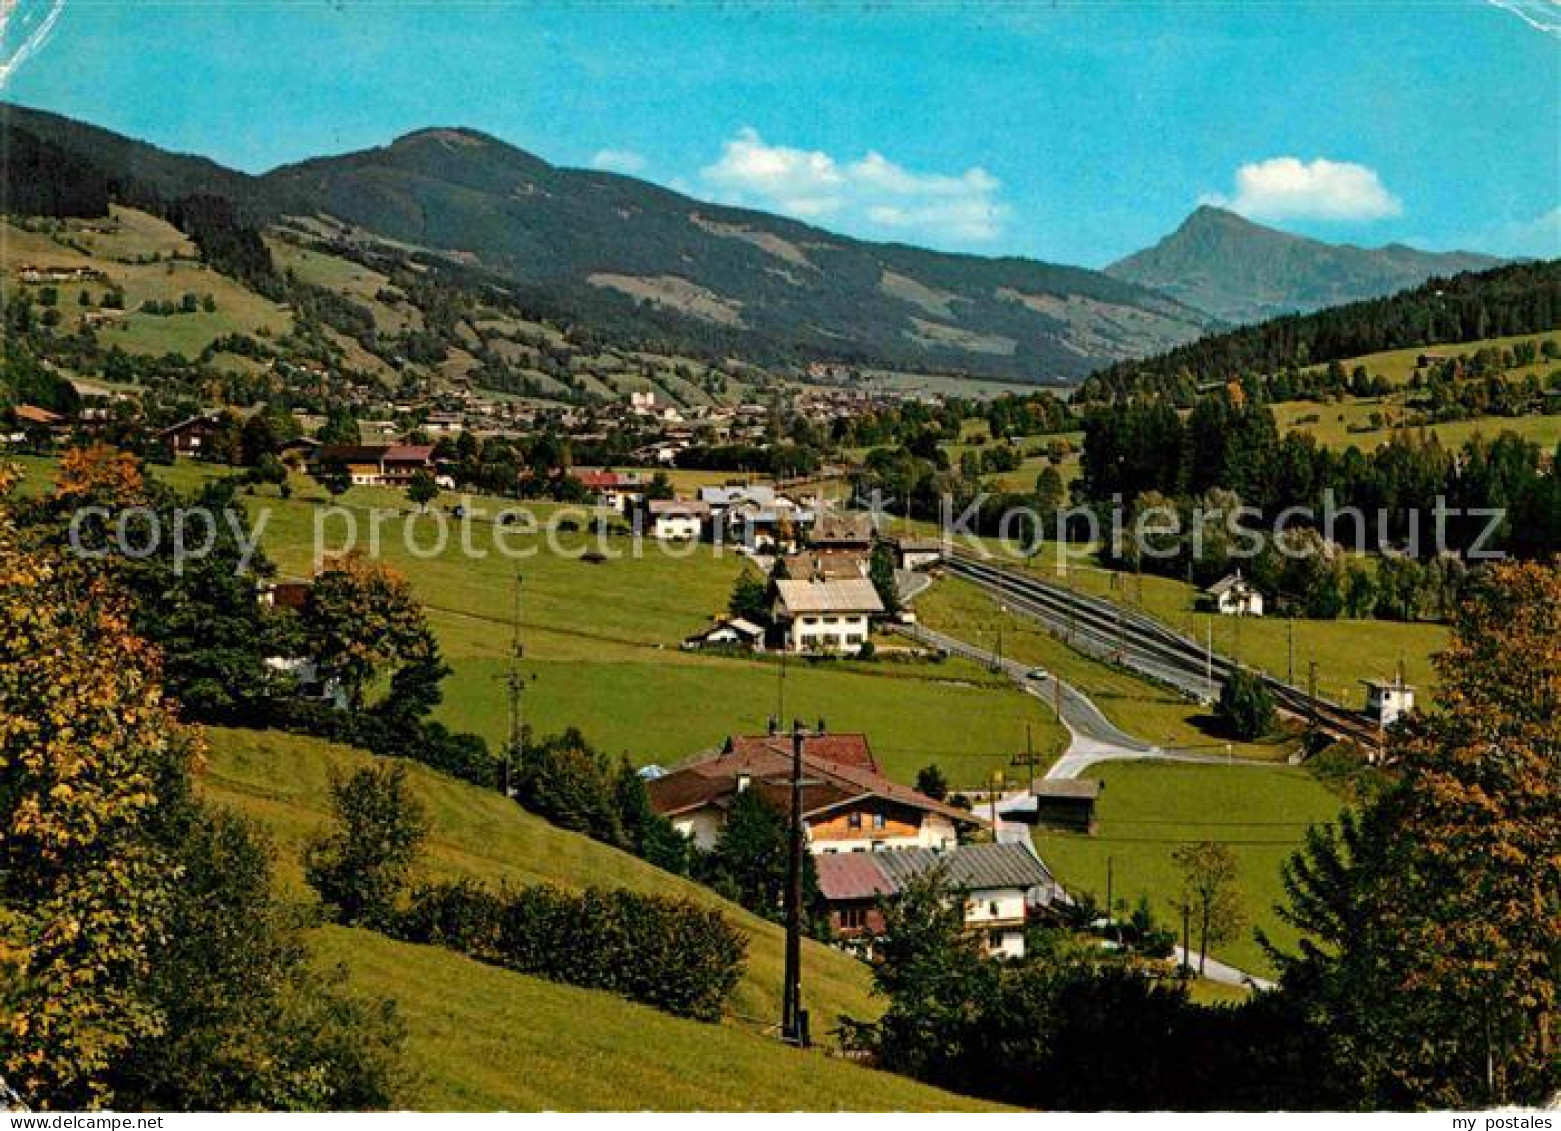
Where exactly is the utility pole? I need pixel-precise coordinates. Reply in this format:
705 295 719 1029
779 720 815 1049
1205 619 1214 702
500 572 525 797
1308 660 1320 734
1287 618 1295 686
1115 606 1126 664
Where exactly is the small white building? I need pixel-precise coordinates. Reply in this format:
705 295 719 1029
1204 571 1265 616
773 577 884 653
1361 677 1416 727
645 499 709 541
682 617 766 652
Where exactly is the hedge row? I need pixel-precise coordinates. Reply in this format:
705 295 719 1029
394 879 746 1022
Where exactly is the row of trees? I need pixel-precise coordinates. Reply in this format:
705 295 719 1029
302 764 747 1022
1080 392 1561 559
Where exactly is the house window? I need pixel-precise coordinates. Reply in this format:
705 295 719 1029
988 900 1000 918
848 811 862 829
871 812 886 829
839 907 867 930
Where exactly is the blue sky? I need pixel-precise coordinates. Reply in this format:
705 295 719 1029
4 0 1558 266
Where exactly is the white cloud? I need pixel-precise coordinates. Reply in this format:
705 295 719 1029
698 127 1009 243
590 148 647 175
1202 156 1403 222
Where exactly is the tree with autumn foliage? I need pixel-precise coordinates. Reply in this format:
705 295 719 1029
1267 559 1560 1109
303 553 441 712
0 466 402 1110
0 463 182 1108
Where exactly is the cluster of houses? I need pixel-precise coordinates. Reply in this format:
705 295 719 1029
645 729 1061 958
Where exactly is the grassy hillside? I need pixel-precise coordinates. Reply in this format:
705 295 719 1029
311 927 1002 1110
197 726 881 1031
2 208 295 357
198 728 999 1109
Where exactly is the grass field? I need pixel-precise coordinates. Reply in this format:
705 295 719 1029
2 208 296 357
168 474 1072 787
311 927 1000 1110
3 453 1067 786
1320 331 1560 386
1034 760 1344 976
1272 397 1561 453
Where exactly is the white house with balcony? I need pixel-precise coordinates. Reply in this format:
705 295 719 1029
645 498 709 541
772 577 884 653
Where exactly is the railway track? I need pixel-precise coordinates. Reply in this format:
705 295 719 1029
942 550 1384 750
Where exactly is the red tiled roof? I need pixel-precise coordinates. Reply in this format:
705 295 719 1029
813 853 896 902
646 734 979 829
728 732 878 771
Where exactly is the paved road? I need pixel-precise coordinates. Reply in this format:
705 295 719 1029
897 622 1276 779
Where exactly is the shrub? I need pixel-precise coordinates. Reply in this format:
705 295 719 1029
397 882 746 1021
1216 667 1276 741
304 763 428 928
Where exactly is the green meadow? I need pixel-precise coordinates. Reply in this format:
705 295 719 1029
1034 760 1345 977
9 456 1066 788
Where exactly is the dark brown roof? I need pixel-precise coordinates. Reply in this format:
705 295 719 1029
315 444 389 464
812 510 875 545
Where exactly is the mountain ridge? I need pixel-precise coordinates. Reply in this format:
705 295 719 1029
1 102 1216 384
1106 205 1504 325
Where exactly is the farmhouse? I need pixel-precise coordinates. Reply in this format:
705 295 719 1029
311 444 436 487
645 498 710 540
894 536 946 571
572 468 644 511
773 549 869 583
19 264 104 285
157 413 226 457
815 842 1060 959
1202 571 1264 616
810 509 876 554
772 577 883 653
646 731 980 854
681 617 766 652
